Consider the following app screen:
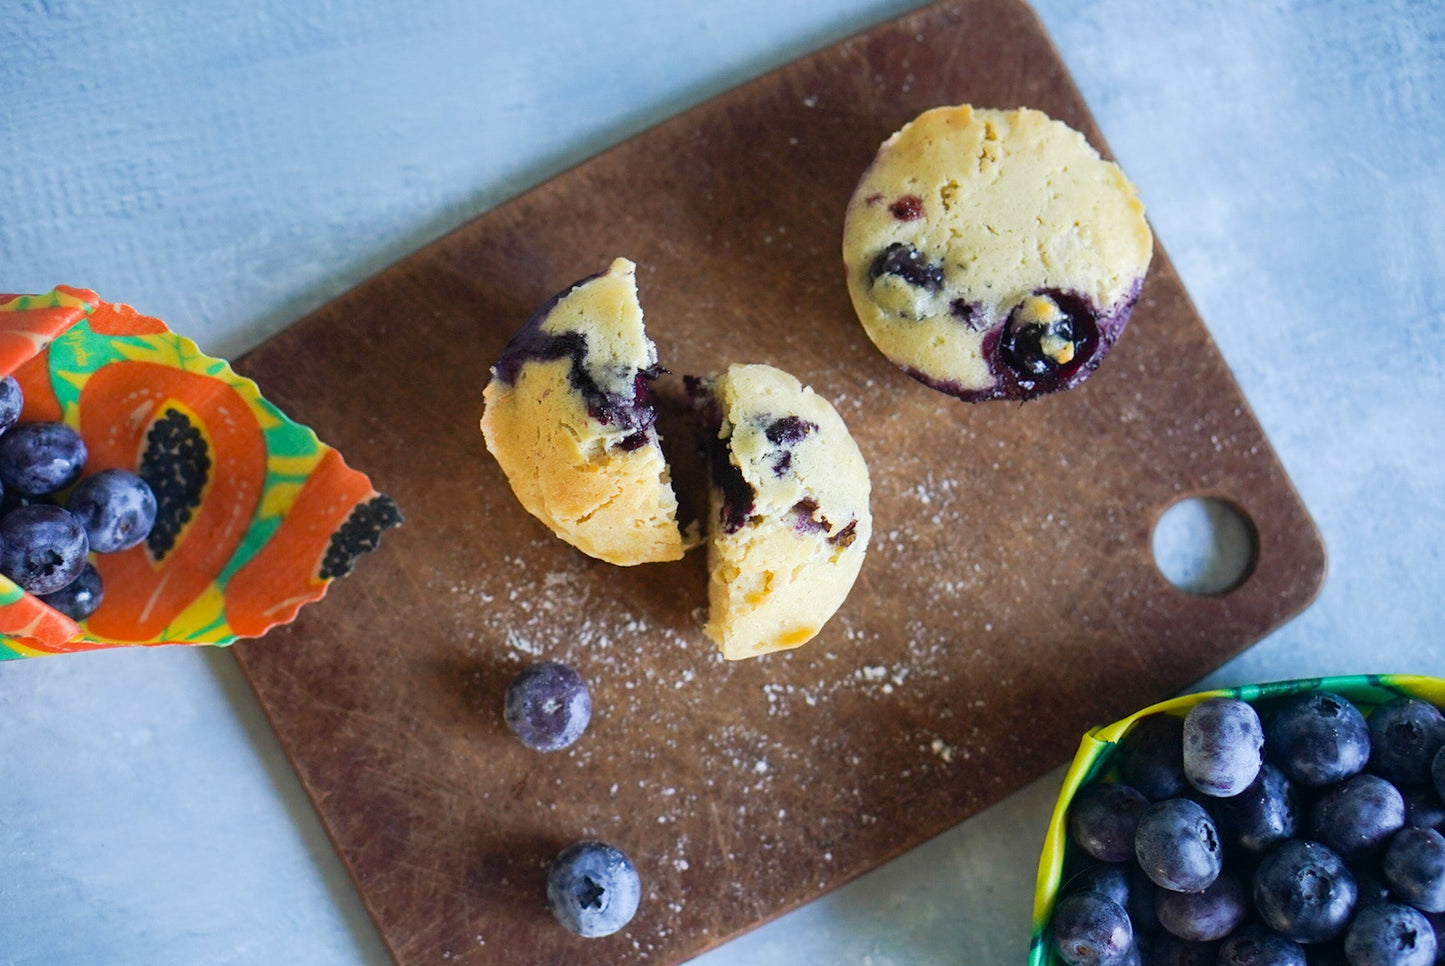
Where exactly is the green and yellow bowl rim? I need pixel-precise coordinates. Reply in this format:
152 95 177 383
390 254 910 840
1028 673 1445 965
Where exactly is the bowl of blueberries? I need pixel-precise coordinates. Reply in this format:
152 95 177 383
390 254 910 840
0 287 399 658
1031 674 1445 966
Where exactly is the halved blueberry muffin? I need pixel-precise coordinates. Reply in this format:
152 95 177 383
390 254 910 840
480 258 687 565
842 105 1153 401
689 363 871 660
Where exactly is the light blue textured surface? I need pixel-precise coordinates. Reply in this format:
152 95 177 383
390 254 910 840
2 1 1443 963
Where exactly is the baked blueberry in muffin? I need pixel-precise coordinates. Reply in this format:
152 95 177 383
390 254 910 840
688 363 871 660
842 105 1153 401
480 258 688 565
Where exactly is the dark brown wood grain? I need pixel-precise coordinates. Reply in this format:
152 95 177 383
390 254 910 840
230 1 1326 963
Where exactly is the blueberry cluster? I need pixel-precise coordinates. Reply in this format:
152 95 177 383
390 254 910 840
503 660 641 939
0 377 157 622
1052 692 1445 966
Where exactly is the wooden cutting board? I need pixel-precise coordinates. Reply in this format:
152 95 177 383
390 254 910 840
231 1 1326 963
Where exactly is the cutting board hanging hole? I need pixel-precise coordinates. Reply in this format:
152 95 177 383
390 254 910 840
1151 496 1259 595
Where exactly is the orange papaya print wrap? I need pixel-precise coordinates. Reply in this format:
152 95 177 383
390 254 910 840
0 287 400 659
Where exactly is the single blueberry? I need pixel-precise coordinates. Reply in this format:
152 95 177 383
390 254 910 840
1356 866 1399 910
1003 300 1075 377
1213 761 1299 853
1311 773 1406 859
1137 933 1219 966
763 416 815 446
1370 699 1445 789
66 468 158 553
0 376 22 434
0 504 89 595
1215 921 1306 966
999 290 1099 392
1184 697 1265 797
1069 782 1151 864
1267 690 1371 787
1384 826 1445 913
1125 864 1158 934
1304 943 1351 966
503 661 592 752
1403 786 1445 830
868 242 943 292
1343 902 1437 966
1155 872 1248 942
1063 862 1131 910
1135 797 1223 893
0 421 87 497
1049 891 1133 966
1253 839 1358 943
1118 714 1190 801
546 840 641 938
37 561 103 621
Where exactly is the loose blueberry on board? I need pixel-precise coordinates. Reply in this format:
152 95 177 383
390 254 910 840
546 840 641 938
37 561 103 621
0 504 89 595
0 421 87 497
1343 901 1438 966
1068 782 1150 864
1215 921 1307 966
1049 891 1133 966
1134 798 1223 893
66 468 158 553
1117 713 1189 801
1183 697 1264 797
1370 699 1445 789
1154 872 1249 942
1211 762 1299 853
1252 838 1358 943
1384 826 1445 913
1311 772 1407 859
0 376 22 435
503 661 592 752
1267 690 1372 787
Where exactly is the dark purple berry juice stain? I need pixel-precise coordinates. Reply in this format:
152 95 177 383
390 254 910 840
950 298 984 329
788 497 828 535
764 415 816 477
494 292 661 446
686 378 756 535
764 416 814 446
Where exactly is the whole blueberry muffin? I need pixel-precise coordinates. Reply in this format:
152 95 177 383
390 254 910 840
480 258 688 565
842 105 1153 401
689 363 871 660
